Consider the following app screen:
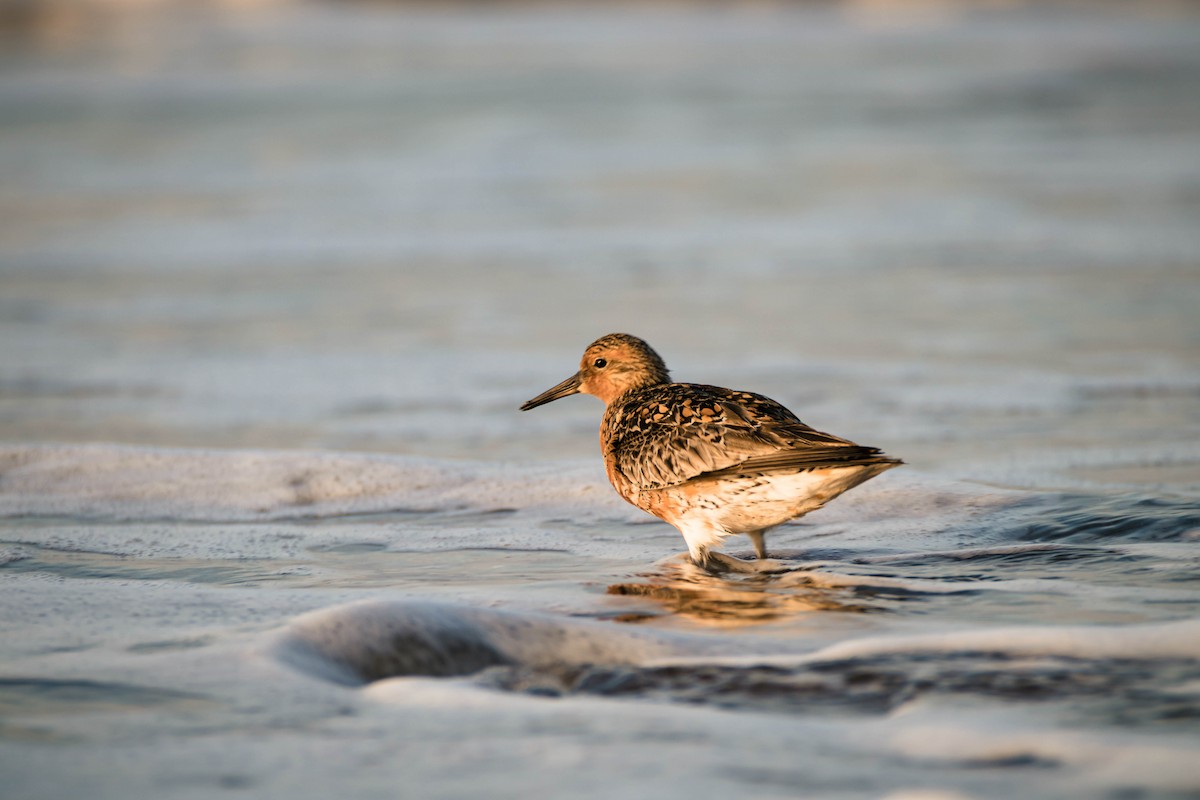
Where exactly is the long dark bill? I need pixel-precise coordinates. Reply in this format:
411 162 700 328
519 372 582 411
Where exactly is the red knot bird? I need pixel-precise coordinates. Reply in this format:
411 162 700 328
520 333 902 570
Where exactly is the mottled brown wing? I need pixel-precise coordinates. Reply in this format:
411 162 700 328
607 384 896 491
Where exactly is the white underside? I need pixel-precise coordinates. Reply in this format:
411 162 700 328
666 465 890 562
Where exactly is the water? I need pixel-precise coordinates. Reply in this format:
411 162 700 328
2 2 1200 799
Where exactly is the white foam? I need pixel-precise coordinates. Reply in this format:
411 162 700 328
0 443 618 522
823 616 1200 661
661 617 1200 670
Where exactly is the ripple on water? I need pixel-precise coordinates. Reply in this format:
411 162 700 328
1014 492 1200 544
484 654 1200 727
0 543 290 586
0 678 213 717
601 538 1200 629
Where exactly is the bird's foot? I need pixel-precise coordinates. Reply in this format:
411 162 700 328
692 550 760 575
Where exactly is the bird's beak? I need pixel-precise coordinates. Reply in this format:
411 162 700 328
520 372 582 411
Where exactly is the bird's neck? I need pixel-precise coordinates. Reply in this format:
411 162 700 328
602 376 668 408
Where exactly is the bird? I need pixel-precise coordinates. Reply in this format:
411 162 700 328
520 333 902 570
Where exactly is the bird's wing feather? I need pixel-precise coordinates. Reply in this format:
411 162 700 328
605 384 898 491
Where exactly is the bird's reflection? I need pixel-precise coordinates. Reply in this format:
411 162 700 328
606 554 875 627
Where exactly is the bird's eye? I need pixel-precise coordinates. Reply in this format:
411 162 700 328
593 358 607 368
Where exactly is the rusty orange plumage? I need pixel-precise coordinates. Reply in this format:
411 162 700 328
521 334 901 569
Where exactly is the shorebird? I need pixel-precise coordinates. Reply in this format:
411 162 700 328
520 333 901 570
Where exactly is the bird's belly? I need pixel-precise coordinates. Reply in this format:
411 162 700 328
644 466 882 533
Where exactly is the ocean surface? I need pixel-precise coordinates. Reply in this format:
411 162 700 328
2 2 1199 798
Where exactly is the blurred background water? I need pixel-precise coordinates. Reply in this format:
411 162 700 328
3 0 1198 484
2 2 1200 799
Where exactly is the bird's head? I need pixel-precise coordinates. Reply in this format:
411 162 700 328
520 333 671 410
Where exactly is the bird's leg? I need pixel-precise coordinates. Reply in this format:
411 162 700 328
746 530 767 560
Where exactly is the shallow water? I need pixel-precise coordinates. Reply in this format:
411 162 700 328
2 2 1200 799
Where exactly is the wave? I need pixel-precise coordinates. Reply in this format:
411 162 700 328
272 599 702 687
273 599 1200 728
6 445 1195 540
3 444 1196 581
